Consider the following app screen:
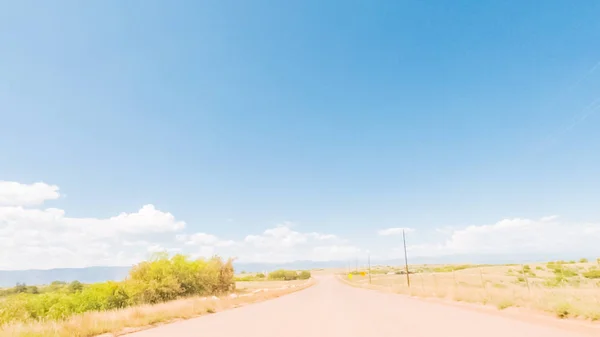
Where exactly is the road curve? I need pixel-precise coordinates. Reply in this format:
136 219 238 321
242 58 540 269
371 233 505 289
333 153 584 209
130 275 594 337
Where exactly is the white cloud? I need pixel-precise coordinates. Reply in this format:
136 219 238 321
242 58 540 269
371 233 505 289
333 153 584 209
243 223 339 249
407 216 600 257
310 245 362 261
0 181 60 206
377 227 414 236
309 233 338 240
0 181 351 269
235 222 345 263
176 233 235 247
3 180 600 270
0 200 187 269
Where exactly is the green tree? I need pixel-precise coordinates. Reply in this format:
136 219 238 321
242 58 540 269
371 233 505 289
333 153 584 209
15 282 27 293
69 280 84 293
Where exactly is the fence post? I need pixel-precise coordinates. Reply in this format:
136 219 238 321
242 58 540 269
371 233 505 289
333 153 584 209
368 252 372 284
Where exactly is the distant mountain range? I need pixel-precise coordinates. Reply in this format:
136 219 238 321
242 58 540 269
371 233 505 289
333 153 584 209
0 266 131 287
1 253 592 287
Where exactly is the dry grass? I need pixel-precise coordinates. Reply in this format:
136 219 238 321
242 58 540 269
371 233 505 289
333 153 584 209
343 263 600 321
0 280 314 337
236 279 308 291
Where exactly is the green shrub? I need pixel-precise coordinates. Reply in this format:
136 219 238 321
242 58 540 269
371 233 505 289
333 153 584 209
555 267 578 278
267 269 309 281
579 258 589 263
298 270 311 280
554 302 573 318
583 270 600 279
26 286 39 294
0 254 235 325
234 272 267 282
544 275 566 288
497 300 513 310
267 269 286 280
68 281 84 293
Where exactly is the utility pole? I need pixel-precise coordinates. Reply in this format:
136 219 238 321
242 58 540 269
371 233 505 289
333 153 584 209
403 229 411 287
368 251 372 284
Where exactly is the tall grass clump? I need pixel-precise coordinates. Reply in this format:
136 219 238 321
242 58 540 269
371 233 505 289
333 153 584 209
0 253 234 325
583 270 600 279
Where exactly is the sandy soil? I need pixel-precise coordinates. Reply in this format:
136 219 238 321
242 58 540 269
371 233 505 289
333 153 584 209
129 275 598 337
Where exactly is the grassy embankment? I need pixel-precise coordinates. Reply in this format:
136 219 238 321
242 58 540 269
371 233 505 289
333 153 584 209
0 254 312 337
343 258 600 321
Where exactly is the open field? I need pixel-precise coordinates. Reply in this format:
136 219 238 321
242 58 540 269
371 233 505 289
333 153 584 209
0 280 314 337
236 279 308 291
342 261 600 321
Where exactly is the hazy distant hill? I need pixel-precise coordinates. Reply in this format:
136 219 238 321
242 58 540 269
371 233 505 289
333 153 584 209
0 262 342 286
0 261 345 287
0 266 131 287
0 253 587 287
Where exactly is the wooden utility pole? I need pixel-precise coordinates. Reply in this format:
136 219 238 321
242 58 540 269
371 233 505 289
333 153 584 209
368 251 372 284
403 229 411 287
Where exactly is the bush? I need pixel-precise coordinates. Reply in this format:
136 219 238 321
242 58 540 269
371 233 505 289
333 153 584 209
68 281 84 293
267 269 309 281
126 253 235 304
579 258 589 263
554 302 573 318
0 254 235 325
26 286 39 294
234 274 264 282
544 277 562 288
298 270 311 280
583 270 600 279
554 267 578 278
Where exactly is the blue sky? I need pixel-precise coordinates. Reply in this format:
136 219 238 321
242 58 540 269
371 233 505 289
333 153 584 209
1 1 600 268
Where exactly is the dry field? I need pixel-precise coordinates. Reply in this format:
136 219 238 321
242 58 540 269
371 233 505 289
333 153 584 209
236 279 308 291
0 280 314 337
343 262 600 321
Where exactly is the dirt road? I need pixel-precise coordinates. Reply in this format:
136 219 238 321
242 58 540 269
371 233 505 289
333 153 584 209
130 275 595 336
